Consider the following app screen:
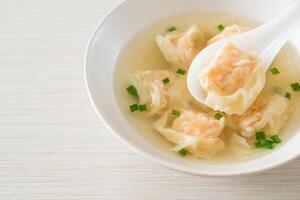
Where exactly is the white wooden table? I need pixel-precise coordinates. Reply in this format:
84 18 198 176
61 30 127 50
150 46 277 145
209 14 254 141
0 0 299 199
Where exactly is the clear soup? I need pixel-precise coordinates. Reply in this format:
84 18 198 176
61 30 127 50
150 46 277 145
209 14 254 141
114 12 300 163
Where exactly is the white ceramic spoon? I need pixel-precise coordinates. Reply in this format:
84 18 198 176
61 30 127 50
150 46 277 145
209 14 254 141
187 2 300 109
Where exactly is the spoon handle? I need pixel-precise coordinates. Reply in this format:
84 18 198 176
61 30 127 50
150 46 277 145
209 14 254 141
257 2 300 69
231 2 300 70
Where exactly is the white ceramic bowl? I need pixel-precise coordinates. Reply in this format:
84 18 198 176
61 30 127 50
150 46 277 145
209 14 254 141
85 0 300 176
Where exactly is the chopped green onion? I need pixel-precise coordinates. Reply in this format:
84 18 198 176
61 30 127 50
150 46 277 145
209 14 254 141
291 83 300 91
176 68 186 75
172 109 181 117
271 135 281 144
256 131 266 140
162 77 170 85
126 85 138 97
215 113 223 120
178 148 188 157
255 132 282 150
217 24 225 31
285 92 291 100
261 139 274 149
270 67 280 75
138 104 147 112
256 139 273 149
129 104 139 112
167 26 177 32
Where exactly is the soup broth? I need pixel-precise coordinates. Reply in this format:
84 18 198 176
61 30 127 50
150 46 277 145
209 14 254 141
114 12 300 163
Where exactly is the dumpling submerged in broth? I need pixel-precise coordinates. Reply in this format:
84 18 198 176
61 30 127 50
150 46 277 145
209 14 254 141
154 110 225 158
207 24 248 45
156 25 210 69
238 94 290 137
199 42 265 115
129 70 190 115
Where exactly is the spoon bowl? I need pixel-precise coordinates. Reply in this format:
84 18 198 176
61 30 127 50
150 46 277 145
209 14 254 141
187 2 300 108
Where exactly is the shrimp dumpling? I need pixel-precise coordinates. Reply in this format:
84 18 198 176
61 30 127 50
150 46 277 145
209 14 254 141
154 110 225 158
130 70 189 115
156 25 210 69
239 94 290 137
207 24 248 45
199 42 265 115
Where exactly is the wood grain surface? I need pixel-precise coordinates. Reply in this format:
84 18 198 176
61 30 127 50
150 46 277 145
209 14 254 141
0 0 299 199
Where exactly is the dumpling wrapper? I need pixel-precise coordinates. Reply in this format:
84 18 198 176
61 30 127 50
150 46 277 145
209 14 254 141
129 70 190 116
154 110 225 158
207 24 248 45
227 133 258 157
239 94 290 137
156 25 210 69
199 42 265 115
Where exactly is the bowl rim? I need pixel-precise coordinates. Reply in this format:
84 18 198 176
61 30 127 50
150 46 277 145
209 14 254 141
84 0 300 176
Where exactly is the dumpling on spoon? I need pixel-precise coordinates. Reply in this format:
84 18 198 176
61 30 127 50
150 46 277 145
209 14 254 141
199 42 265 115
207 24 248 45
154 110 225 158
239 94 290 137
156 25 210 69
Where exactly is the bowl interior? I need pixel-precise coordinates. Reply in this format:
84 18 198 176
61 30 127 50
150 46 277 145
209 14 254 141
85 0 300 176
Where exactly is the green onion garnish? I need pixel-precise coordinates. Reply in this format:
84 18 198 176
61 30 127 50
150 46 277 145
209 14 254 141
167 26 177 32
172 109 181 117
270 67 280 75
177 68 186 75
129 104 139 112
271 135 281 144
256 139 273 149
215 113 223 120
262 139 274 149
178 148 188 157
255 132 281 149
256 131 266 140
138 104 147 112
285 92 291 100
291 83 300 91
162 77 170 85
126 85 138 97
217 24 225 31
